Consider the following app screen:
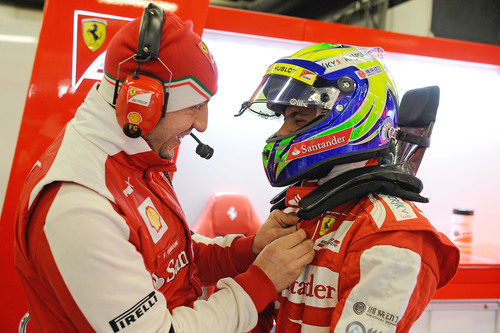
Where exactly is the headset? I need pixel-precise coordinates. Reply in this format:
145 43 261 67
112 3 214 159
113 3 169 139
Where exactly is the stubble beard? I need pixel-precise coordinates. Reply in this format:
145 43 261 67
158 144 174 160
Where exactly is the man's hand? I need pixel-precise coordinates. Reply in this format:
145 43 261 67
252 210 299 255
253 229 314 292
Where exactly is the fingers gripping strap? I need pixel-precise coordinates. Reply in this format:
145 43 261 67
136 4 164 61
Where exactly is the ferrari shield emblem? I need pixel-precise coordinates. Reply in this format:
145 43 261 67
198 41 215 70
319 216 336 235
82 19 107 51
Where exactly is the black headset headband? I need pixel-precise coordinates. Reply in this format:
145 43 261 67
112 3 165 105
136 3 164 62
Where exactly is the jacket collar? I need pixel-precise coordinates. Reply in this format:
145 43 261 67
69 83 175 173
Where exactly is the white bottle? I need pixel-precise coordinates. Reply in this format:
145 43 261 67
451 208 473 254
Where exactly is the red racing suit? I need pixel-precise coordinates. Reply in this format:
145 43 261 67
14 83 276 332
253 184 459 333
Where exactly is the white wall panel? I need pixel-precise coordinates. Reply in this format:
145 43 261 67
410 310 430 332
174 30 310 225
0 4 41 213
384 53 500 245
430 309 497 332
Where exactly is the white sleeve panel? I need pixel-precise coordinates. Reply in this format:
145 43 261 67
171 278 258 333
44 183 172 332
191 233 241 248
334 245 421 333
44 183 257 332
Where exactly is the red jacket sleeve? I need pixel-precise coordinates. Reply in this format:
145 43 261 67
191 233 256 285
330 230 457 332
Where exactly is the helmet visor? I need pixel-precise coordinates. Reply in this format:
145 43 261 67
245 73 340 118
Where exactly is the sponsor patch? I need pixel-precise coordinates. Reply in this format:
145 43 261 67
166 250 189 282
109 292 158 332
82 18 107 52
138 197 168 243
152 272 165 290
127 86 152 107
356 66 383 79
346 321 366 333
127 112 142 124
122 177 134 197
287 194 301 207
345 320 383 333
198 41 215 69
281 265 339 308
166 240 179 256
298 68 316 84
355 70 367 79
353 301 367 315
314 219 355 253
319 216 336 235
317 50 369 74
382 195 417 221
285 128 352 161
266 63 317 85
357 303 400 327
289 98 308 107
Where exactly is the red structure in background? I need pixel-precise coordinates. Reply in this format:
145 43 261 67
192 192 262 298
192 192 262 237
1 0 500 330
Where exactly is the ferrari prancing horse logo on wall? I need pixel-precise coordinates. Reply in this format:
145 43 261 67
82 18 107 51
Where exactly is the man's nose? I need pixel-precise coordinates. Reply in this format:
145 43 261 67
277 120 293 137
193 104 208 132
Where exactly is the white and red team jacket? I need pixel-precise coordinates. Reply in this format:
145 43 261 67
252 185 459 333
14 83 276 333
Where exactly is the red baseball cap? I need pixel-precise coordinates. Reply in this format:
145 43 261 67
99 10 218 113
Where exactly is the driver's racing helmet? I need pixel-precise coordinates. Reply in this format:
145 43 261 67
240 43 399 187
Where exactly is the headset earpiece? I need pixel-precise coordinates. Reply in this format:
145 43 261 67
115 73 166 138
114 3 166 138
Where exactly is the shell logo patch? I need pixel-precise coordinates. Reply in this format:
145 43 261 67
127 112 142 124
319 216 336 235
82 19 107 52
146 206 161 232
138 197 168 243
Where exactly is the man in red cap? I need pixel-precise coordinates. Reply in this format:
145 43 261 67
14 5 314 332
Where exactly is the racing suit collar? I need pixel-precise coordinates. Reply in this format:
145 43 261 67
317 158 378 185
